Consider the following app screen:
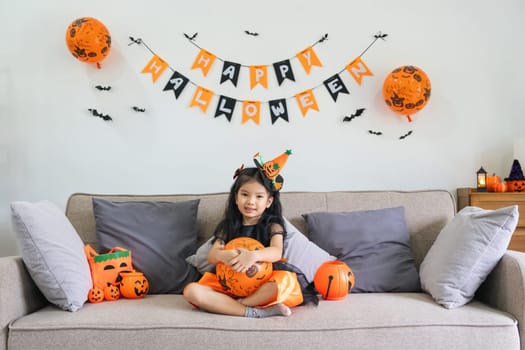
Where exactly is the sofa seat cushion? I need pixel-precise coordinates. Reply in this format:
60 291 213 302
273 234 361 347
9 294 518 350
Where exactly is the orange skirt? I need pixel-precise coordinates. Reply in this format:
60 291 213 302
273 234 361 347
195 270 303 308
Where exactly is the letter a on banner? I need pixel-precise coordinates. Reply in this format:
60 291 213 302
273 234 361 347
141 55 169 83
190 86 214 113
163 71 189 99
346 57 373 85
191 49 216 77
295 89 319 117
242 101 261 125
221 61 241 86
296 46 322 74
269 99 289 124
250 65 268 89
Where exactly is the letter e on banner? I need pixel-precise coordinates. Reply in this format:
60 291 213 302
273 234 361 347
295 89 319 117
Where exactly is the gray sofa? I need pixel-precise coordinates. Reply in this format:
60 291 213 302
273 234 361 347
1 190 524 350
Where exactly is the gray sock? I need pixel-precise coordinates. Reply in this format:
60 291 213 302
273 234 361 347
244 304 292 318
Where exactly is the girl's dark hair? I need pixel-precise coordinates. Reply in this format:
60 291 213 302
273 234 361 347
214 167 286 247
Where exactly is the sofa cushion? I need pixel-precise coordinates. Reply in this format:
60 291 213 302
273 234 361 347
93 198 201 294
303 207 420 292
10 200 92 312
420 205 518 309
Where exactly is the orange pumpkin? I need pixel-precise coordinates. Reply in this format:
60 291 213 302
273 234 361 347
216 237 273 297
383 65 431 122
88 287 104 303
494 182 508 193
104 284 120 301
507 180 525 192
119 272 149 299
314 261 354 300
65 17 111 68
487 175 501 192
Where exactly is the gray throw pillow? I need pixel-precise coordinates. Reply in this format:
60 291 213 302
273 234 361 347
303 207 420 292
10 200 92 312
93 198 201 294
186 236 215 274
282 218 335 283
420 205 518 309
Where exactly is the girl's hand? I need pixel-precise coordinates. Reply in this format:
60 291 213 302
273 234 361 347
218 249 240 265
228 248 257 272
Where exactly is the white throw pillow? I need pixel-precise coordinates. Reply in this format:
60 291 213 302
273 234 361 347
11 201 92 312
420 205 518 309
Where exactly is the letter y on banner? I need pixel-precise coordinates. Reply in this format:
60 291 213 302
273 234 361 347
141 55 169 83
296 46 322 74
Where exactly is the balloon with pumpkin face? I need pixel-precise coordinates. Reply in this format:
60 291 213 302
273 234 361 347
383 65 431 122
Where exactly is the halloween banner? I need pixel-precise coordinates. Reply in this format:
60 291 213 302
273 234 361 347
130 32 387 125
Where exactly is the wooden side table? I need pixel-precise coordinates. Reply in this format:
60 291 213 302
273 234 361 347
457 188 525 252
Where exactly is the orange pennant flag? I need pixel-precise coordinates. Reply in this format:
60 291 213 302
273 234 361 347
242 101 261 125
190 86 214 113
296 46 322 74
295 89 319 117
141 55 169 83
191 49 216 76
249 65 268 89
346 57 373 85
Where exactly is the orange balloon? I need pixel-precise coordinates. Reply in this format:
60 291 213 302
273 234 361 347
383 65 431 122
216 237 273 297
65 17 111 67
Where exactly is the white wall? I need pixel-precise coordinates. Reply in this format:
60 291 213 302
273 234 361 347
0 0 523 256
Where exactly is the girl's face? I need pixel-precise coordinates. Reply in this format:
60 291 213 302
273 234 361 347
235 179 273 225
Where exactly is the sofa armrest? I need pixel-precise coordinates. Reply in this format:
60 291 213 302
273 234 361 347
0 256 47 350
477 250 525 350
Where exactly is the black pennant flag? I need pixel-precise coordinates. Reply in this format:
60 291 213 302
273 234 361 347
269 99 289 124
273 60 295 86
220 61 241 87
163 71 189 99
214 95 237 121
323 74 350 102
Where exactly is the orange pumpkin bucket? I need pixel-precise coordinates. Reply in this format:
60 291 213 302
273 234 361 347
314 261 355 300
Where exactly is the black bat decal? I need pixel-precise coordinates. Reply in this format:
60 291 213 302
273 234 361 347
368 130 383 136
244 30 259 36
128 36 142 46
399 130 413 140
132 106 146 112
95 85 111 91
183 32 198 41
374 31 388 40
317 33 329 43
88 109 112 121
343 108 366 122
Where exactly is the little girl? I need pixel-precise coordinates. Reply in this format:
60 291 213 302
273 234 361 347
183 150 303 318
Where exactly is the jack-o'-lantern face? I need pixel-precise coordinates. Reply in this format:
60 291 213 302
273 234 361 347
314 261 354 301
88 287 104 303
508 180 525 192
104 284 120 301
262 161 280 179
119 272 149 299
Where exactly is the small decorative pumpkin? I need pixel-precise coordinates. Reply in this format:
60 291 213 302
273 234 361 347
487 174 501 192
494 182 508 193
314 261 355 301
104 284 120 301
507 180 525 192
119 271 149 299
88 287 104 303
216 237 273 297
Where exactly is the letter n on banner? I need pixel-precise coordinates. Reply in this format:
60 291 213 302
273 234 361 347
323 74 350 102
242 101 261 125
191 49 216 77
190 86 214 113
269 99 289 124
295 89 319 117
296 46 322 74
214 95 236 121
346 57 373 85
163 71 189 99
141 55 169 82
